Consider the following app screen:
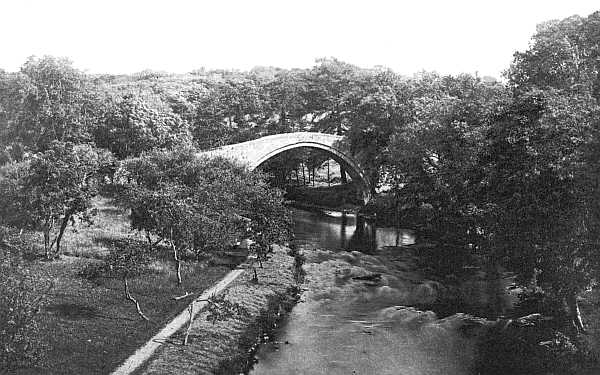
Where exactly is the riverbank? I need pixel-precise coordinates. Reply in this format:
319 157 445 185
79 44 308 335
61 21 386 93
381 244 600 374
136 244 301 375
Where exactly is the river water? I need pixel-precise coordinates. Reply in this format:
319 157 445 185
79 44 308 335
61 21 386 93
250 208 517 375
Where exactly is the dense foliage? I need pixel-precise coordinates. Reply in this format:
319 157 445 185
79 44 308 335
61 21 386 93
0 250 51 372
0 142 113 258
115 149 292 262
94 95 192 159
0 56 99 160
0 9 599 373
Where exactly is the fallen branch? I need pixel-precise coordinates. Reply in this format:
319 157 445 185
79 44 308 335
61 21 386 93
173 292 195 301
124 277 150 321
184 303 194 345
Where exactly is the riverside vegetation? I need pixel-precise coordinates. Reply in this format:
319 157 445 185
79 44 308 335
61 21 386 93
1 10 600 375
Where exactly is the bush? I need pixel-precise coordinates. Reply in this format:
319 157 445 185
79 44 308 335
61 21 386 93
475 316 594 375
513 289 569 329
0 251 51 372
0 143 114 259
115 149 292 260
285 184 362 208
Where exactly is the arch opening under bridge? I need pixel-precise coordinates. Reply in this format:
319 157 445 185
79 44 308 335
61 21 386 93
200 132 372 203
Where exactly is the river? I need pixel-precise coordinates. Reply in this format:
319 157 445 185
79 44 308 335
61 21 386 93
250 208 518 375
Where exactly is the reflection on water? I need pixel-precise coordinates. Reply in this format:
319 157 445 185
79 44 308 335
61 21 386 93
291 208 415 251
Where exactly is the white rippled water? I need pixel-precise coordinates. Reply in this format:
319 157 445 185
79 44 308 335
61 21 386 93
251 248 479 375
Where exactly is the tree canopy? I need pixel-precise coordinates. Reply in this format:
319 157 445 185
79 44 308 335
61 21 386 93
115 148 292 260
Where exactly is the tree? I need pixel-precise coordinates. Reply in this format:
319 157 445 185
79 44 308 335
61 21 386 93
0 56 98 156
263 68 309 133
303 58 364 183
102 242 152 321
188 72 270 149
489 10 600 331
344 67 410 191
115 149 292 283
387 74 508 242
94 95 192 159
0 142 113 259
507 12 600 99
483 89 600 331
121 183 208 286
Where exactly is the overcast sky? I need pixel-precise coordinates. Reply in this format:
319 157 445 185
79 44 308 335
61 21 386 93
1 0 598 78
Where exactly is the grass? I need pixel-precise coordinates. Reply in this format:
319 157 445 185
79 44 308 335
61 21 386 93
135 245 299 375
61 196 141 259
8 196 232 375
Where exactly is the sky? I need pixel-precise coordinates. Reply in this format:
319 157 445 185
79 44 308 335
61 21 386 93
1 0 599 78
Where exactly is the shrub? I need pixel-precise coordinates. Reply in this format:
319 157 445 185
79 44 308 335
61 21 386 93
0 251 51 372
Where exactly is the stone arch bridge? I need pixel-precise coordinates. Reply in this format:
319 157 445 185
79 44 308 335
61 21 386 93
199 132 371 203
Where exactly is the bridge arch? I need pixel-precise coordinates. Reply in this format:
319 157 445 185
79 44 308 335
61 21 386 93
200 132 372 203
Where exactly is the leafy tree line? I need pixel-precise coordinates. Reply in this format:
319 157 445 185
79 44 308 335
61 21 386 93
114 149 291 282
1 12 598 312
0 10 598 371
0 55 503 191
0 58 295 370
381 12 600 337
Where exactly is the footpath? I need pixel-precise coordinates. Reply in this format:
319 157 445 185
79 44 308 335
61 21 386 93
112 244 299 375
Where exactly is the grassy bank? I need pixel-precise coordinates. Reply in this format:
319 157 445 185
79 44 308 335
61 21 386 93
138 244 300 375
3 197 231 375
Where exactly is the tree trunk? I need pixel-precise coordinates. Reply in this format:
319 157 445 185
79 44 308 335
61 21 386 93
54 212 73 258
280 107 286 131
369 169 378 195
168 228 183 285
335 121 348 184
124 277 149 321
44 229 50 259
146 232 153 249
172 245 182 285
301 163 306 185
340 165 348 184
184 303 194 345
566 293 585 333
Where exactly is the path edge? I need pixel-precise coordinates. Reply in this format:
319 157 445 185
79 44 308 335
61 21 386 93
110 268 245 375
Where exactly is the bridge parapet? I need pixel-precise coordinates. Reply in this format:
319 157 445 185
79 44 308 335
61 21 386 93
201 132 344 165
